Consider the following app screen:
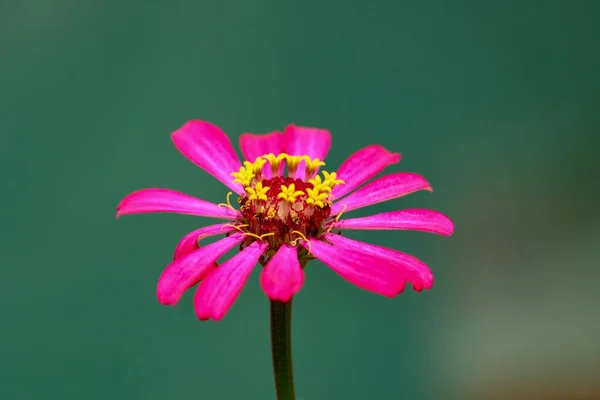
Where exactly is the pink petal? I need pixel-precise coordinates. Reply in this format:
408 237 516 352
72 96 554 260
305 239 406 297
173 223 234 260
116 188 238 219
325 233 433 291
240 131 283 158
157 233 243 305
260 245 305 302
334 209 454 236
331 173 432 215
194 241 268 321
239 131 284 179
332 145 401 199
283 124 331 180
171 120 243 194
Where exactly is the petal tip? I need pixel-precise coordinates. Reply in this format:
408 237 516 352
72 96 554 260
390 153 402 164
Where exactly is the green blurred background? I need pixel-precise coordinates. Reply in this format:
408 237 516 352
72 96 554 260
2 1 599 399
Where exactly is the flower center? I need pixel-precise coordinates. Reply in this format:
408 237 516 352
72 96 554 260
226 153 344 260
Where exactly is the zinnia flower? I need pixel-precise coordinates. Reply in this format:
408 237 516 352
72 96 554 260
117 120 454 321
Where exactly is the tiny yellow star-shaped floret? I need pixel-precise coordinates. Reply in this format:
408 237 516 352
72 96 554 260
306 187 330 208
277 183 304 204
308 175 332 192
245 181 270 201
231 165 255 187
322 171 345 189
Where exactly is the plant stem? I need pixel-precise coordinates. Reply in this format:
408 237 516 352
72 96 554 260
270 299 295 400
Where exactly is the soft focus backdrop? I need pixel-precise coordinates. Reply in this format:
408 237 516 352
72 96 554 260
1 1 599 399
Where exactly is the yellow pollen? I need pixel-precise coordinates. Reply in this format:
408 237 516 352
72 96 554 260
245 181 270 201
266 207 276 219
277 183 304 203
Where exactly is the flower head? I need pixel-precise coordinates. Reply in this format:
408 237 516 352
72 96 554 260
117 121 454 321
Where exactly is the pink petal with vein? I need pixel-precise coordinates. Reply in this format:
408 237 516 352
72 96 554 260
335 209 454 236
325 233 433 291
283 124 331 180
240 131 284 178
240 131 284 160
331 173 432 214
332 145 401 199
306 239 406 297
194 241 268 321
171 120 243 194
157 233 243 305
116 188 238 219
173 223 234 260
260 245 305 302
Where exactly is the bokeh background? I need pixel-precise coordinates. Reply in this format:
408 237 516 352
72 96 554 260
2 1 599 399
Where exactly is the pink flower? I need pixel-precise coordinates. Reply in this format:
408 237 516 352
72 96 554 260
117 120 454 321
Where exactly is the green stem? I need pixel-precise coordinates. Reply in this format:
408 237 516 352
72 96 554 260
270 299 296 400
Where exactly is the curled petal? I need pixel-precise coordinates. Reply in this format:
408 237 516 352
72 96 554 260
171 120 244 194
325 233 433 291
331 173 432 215
283 124 331 180
260 245 305 302
174 223 235 260
194 241 268 321
157 234 243 305
240 131 284 178
332 145 401 199
335 209 454 236
116 188 238 219
305 239 406 297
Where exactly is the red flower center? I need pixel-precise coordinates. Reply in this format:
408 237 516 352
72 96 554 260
225 153 345 261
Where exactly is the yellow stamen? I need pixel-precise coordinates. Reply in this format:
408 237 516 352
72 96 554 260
245 181 270 201
290 230 312 254
266 207 276 219
277 183 304 203
222 223 250 233
326 204 347 233
240 231 275 242
217 191 235 210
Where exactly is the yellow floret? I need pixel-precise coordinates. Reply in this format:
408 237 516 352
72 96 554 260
306 187 329 208
245 181 270 201
231 165 255 187
277 183 304 203
303 156 326 178
322 171 345 189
